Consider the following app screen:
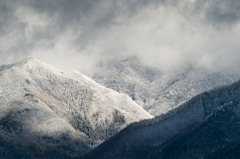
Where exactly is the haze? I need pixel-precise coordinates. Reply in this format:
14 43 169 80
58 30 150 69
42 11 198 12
0 0 240 77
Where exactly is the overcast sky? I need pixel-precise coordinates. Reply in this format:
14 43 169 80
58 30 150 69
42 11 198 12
0 0 240 76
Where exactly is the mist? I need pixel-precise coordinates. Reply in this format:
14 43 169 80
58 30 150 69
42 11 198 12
0 0 240 77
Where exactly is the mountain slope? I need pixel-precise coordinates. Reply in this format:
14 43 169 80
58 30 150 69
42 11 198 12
147 100 240 159
94 57 234 115
94 57 162 108
80 80 240 159
0 58 152 158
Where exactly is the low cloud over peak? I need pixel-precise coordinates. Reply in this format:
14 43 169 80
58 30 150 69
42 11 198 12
0 0 240 76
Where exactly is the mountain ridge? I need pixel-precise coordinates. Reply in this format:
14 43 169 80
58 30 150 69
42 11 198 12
93 57 234 115
79 79 240 159
0 58 152 158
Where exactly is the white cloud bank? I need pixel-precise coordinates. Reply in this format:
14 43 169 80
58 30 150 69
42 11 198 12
0 0 240 76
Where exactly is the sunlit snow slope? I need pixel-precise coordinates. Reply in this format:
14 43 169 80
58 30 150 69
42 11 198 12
0 58 152 159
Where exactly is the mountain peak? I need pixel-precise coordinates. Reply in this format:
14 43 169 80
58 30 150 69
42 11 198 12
120 56 140 64
9 58 64 76
21 57 37 62
0 58 43 73
0 58 152 158
15 57 43 67
94 57 234 116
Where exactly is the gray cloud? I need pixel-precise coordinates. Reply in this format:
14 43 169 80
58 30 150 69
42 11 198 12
200 0 240 26
0 0 240 76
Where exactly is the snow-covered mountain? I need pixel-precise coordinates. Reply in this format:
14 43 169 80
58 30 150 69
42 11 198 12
94 57 234 115
0 58 152 159
80 80 240 159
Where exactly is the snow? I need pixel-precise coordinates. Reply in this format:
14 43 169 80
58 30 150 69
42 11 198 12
0 57 236 159
0 58 152 158
94 57 234 116
81 79 240 159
